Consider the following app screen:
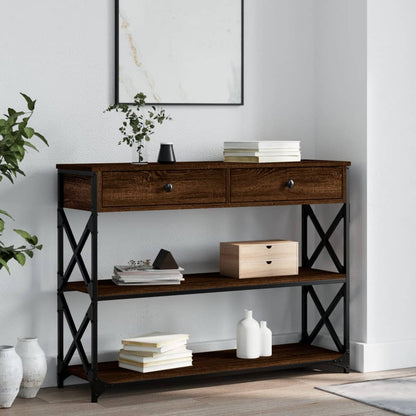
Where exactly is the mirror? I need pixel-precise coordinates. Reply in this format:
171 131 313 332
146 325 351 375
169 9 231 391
116 0 243 105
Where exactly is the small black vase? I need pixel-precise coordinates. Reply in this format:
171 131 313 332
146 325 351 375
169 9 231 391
157 143 176 164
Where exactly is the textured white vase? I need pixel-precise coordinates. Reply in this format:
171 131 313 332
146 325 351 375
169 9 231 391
0 345 23 408
259 321 272 357
16 338 47 399
236 309 260 359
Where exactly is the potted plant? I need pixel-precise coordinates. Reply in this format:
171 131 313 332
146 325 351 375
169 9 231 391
0 93 48 408
105 92 171 164
0 93 47 274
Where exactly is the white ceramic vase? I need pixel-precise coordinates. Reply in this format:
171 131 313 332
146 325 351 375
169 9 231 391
259 321 272 357
15 338 47 399
236 309 260 359
0 345 23 408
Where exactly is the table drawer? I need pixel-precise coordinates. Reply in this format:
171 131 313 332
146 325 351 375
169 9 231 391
236 259 298 279
102 169 227 207
230 167 344 203
233 240 296 261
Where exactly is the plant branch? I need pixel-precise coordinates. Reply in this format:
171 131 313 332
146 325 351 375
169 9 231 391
0 93 48 273
105 92 171 162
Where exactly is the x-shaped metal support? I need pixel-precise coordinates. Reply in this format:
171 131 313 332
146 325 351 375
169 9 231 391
302 285 345 352
58 209 95 294
302 204 346 272
60 297 92 374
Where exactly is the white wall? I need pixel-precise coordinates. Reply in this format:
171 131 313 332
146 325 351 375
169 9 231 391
0 0 317 386
314 0 367 370
315 0 416 372
365 0 416 371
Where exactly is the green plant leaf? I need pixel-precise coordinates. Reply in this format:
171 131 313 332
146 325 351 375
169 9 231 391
23 127 34 138
0 209 14 220
13 229 33 243
0 257 10 274
23 141 39 152
11 144 25 157
14 252 26 266
20 93 36 111
0 218 4 233
33 132 48 146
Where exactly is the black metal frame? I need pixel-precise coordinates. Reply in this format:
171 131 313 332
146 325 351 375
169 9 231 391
57 170 104 401
57 167 350 402
301 168 350 372
114 0 244 106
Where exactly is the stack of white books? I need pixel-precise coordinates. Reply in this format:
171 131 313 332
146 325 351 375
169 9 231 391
223 141 301 163
112 265 184 286
118 332 193 373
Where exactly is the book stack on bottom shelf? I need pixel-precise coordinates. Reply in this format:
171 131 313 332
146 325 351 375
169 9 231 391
118 332 193 373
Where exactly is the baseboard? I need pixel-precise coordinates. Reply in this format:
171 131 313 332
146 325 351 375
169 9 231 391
313 334 416 372
352 339 416 372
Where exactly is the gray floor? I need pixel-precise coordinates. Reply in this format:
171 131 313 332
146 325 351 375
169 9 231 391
319 375 416 416
6 367 416 416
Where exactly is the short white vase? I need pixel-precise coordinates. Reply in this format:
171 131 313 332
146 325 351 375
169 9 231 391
0 345 23 408
259 321 272 357
16 338 47 399
236 309 260 359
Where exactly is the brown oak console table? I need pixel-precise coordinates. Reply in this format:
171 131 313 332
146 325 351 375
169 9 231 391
56 160 350 402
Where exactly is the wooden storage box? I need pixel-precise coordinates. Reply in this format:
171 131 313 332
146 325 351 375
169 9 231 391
220 240 298 279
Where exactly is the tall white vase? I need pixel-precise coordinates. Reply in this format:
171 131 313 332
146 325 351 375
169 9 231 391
259 321 272 357
0 345 23 408
16 338 47 399
236 310 260 359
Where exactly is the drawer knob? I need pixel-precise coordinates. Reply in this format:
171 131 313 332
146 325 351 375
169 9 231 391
286 179 295 189
163 183 173 193
266 261 272 265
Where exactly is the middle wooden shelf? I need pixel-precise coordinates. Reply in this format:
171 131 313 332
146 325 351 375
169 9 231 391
64 267 346 301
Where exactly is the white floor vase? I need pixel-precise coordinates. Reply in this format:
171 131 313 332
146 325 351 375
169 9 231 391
236 309 260 359
0 345 23 408
16 338 47 399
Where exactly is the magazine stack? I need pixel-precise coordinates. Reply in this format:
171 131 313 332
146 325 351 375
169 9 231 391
112 265 184 286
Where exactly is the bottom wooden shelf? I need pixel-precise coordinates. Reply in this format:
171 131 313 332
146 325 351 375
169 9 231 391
67 343 343 385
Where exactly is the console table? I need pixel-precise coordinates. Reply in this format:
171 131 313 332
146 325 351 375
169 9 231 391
56 160 350 402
